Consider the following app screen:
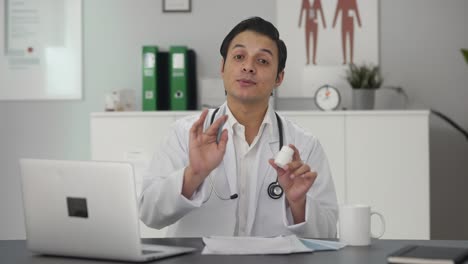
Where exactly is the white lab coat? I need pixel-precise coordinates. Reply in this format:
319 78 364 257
139 103 338 238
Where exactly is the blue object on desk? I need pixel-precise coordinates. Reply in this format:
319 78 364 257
299 239 347 251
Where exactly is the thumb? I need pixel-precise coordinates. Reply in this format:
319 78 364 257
268 159 286 174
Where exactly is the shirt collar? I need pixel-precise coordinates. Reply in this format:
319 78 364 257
224 103 274 138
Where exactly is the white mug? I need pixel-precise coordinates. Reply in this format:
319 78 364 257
338 204 385 246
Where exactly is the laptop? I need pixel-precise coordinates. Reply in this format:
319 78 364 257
19 159 196 262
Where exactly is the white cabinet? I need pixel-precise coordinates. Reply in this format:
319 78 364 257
90 112 197 238
90 110 429 239
344 112 430 239
283 113 346 205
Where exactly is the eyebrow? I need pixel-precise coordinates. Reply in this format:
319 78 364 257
232 44 274 57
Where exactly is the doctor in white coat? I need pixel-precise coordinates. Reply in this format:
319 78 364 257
139 17 338 238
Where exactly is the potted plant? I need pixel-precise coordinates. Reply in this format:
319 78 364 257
345 63 383 110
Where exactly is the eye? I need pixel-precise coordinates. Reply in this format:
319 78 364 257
258 58 269 65
233 54 244 60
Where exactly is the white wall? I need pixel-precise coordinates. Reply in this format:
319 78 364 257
380 0 468 239
0 0 276 240
0 0 467 240
84 0 275 108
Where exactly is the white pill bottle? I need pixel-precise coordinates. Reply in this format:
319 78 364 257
274 146 294 168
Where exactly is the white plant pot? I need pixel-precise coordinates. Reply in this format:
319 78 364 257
352 89 376 110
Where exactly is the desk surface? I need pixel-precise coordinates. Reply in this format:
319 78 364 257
2 238 468 264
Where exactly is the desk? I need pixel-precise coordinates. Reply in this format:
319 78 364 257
2 238 468 264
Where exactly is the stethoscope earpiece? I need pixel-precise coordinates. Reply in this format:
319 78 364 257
268 182 283 199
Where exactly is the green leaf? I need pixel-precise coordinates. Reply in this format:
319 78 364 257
345 63 383 89
462 49 468 64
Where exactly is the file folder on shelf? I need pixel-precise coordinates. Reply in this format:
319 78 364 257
142 46 158 111
157 52 170 110
186 49 198 110
142 47 169 111
169 46 189 110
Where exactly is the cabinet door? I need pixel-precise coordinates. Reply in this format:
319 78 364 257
345 113 429 239
282 113 346 204
91 114 176 238
91 115 174 171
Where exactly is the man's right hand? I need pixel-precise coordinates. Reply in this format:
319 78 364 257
182 109 229 198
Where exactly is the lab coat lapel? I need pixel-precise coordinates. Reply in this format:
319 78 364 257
245 113 281 235
221 117 237 198
209 103 237 197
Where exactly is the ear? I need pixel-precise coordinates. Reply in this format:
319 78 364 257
220 58 225 74
275 71 285 87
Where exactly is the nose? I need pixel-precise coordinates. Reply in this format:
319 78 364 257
242 59 255 74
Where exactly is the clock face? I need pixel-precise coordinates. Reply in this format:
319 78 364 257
314 85 341 111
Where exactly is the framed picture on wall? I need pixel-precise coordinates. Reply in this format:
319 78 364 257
0 0 83 100
163 0 191 13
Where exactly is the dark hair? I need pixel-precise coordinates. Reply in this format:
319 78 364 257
220 17 287 77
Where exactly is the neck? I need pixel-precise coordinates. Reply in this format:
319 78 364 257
227 99 269 127
227 98 269 144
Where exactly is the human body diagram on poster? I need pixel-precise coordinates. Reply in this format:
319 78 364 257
298 0 362 65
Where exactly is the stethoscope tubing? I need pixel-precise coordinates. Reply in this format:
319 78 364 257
207 107 284 200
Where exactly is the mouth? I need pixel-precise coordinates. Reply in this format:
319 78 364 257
237 78 257 86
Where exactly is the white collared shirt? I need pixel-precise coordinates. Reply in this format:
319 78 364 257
225 105 273 236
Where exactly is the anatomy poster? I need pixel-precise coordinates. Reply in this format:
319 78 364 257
277 0 379 97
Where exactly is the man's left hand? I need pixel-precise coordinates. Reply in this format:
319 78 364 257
268 144 317 206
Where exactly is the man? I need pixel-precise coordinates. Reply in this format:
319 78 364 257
139 17 338 238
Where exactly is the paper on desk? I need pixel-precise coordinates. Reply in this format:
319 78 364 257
202 235 313 255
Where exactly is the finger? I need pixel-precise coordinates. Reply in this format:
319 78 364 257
291 164 311 179
289 144 301 161
285 160 303 172
205 114 228 136
300 171 318 186
268 159 279 169
197 109 209 135
190 109 208 138
217 129 229 153
189 121 200 142
268 159 285 174
277 169 292 186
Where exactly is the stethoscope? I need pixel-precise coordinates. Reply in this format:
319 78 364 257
205 107 284 201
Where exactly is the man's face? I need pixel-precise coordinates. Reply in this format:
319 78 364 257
221 30 284 105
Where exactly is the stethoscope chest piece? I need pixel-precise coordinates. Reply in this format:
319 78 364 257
268 182 283 199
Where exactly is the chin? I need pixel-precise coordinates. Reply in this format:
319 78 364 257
234 95 265 104
227 89 266 102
